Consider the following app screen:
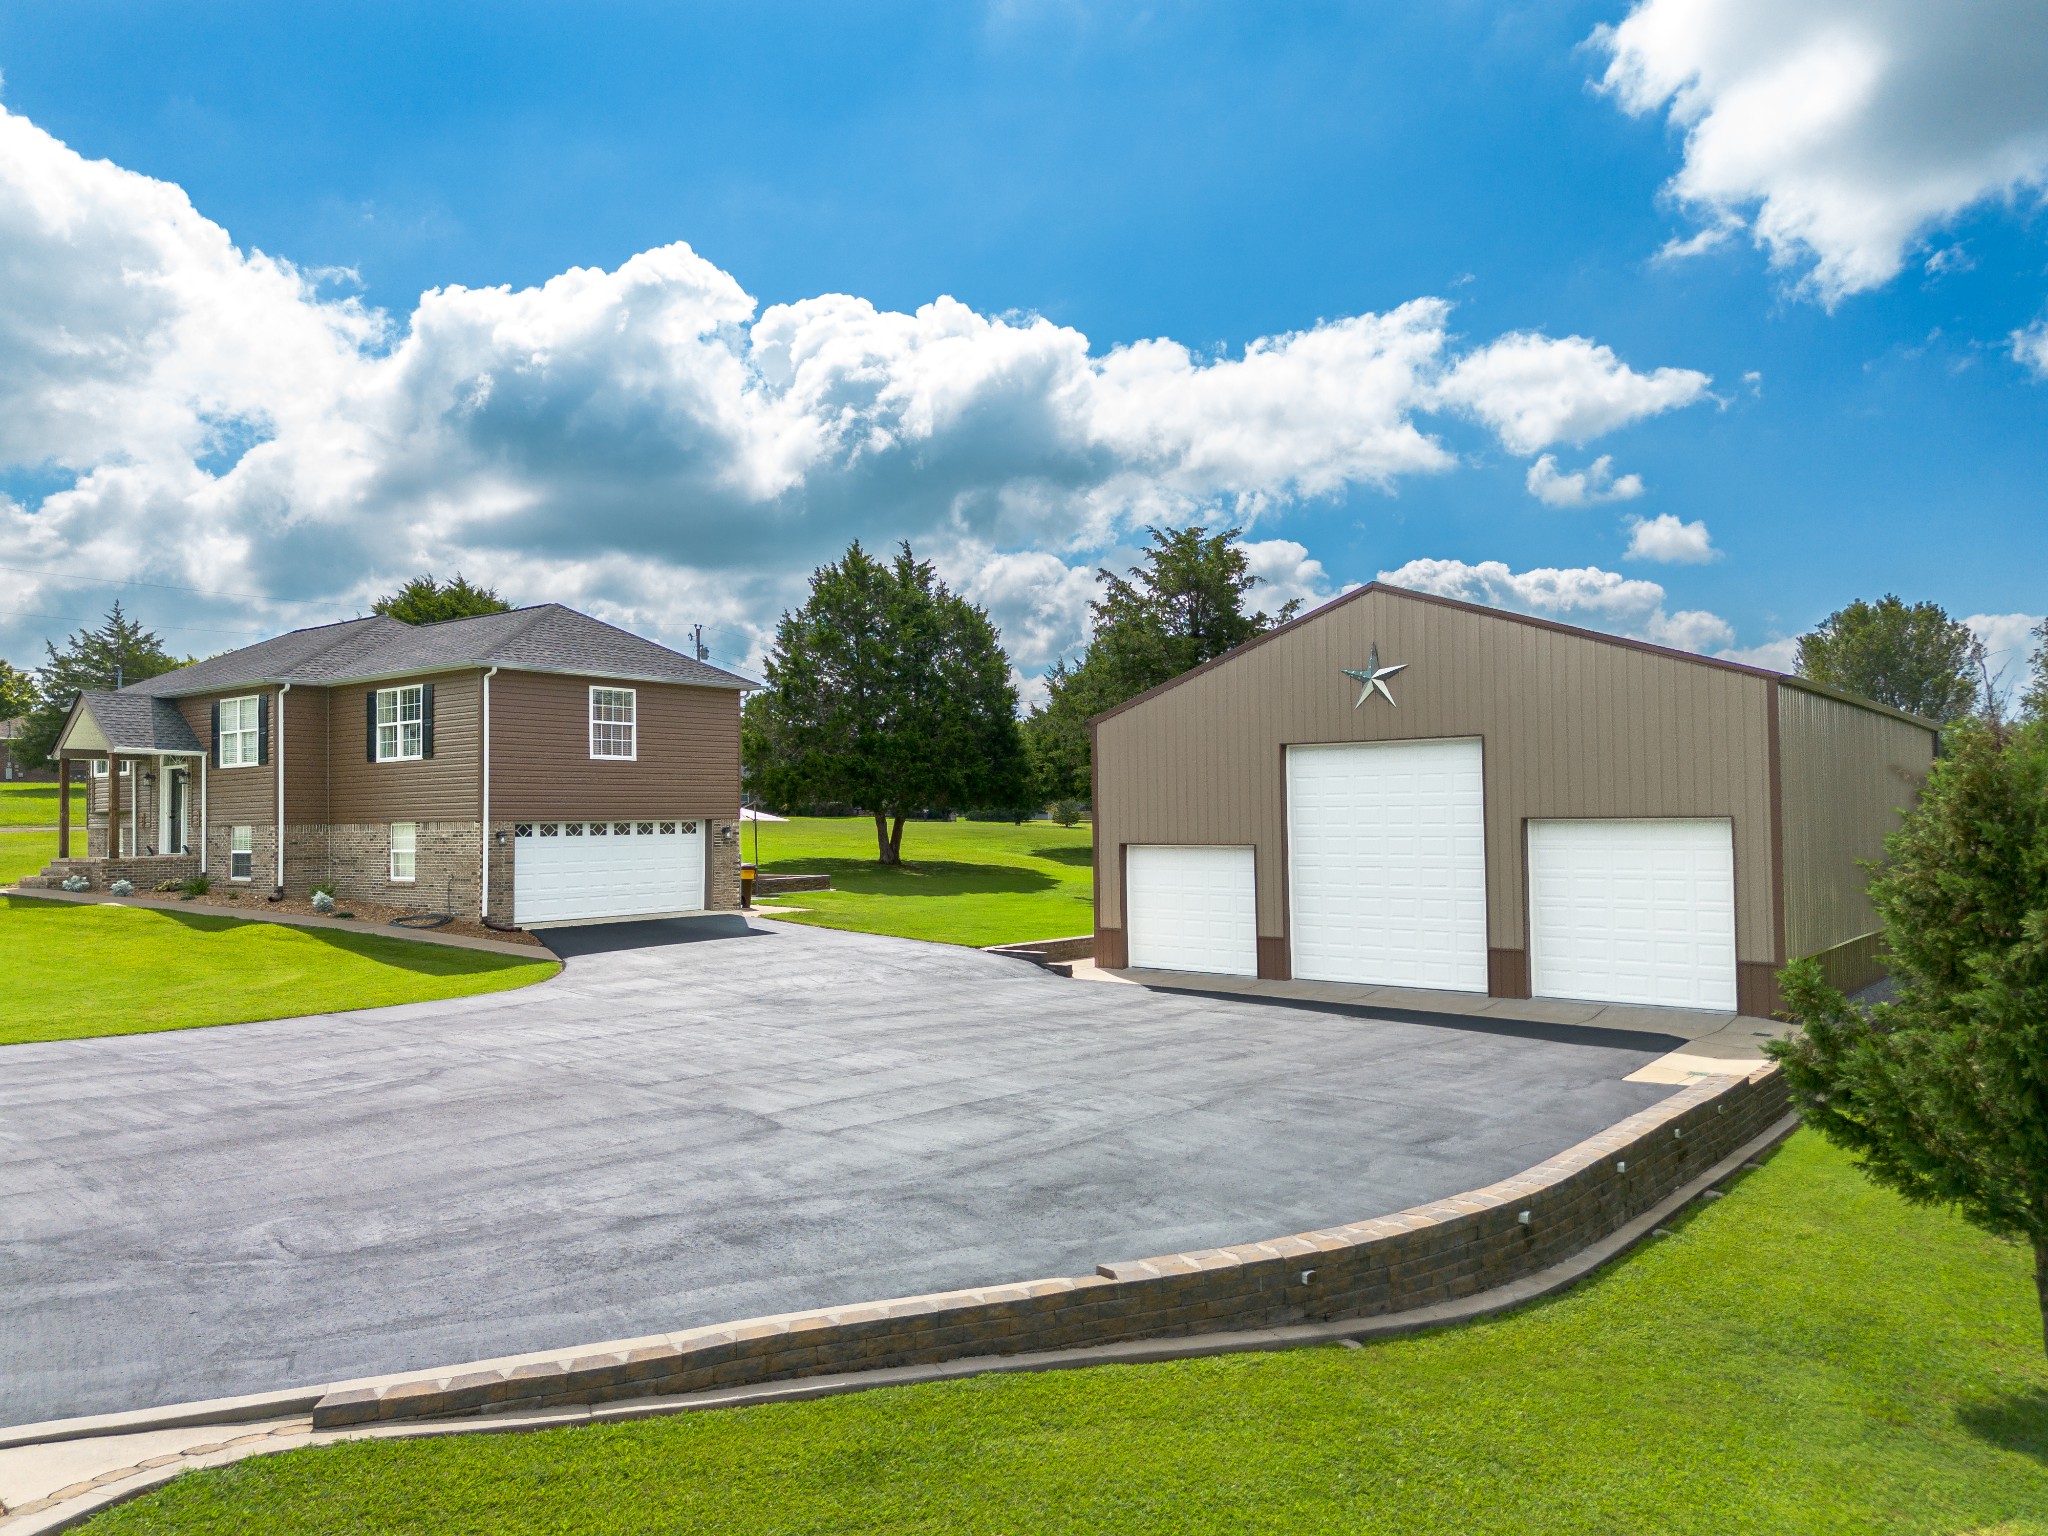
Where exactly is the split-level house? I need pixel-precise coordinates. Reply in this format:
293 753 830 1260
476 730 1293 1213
31 605 754 926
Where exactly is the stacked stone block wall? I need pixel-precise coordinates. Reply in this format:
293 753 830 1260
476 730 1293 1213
314 1065 1791 1429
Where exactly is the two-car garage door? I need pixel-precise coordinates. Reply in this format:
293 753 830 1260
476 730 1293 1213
513 818 705 925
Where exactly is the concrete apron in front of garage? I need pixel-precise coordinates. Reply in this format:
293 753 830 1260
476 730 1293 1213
1071 960 1793 1085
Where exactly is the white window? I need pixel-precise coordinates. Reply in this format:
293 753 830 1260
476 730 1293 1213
230 825 253 882
91 759 108 778
590 687 636 760
219 695 262 767
376 686 425 762
119 760 131 776
390 822 417 883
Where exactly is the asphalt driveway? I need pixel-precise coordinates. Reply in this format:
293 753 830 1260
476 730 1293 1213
1 917 1677 1427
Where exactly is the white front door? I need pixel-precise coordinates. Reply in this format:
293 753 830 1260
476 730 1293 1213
1124 844 1259 977
1526 818 1738 1010
1287 738 1489 992
513 818 707 925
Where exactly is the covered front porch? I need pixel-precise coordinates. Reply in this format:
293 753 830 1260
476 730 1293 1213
28 692 209 890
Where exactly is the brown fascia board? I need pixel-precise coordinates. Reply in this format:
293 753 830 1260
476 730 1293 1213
145 662 756 698
1085 580 1939 734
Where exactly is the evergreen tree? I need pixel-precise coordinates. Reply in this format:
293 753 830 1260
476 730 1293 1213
1024 525 1300 801
373 573 512 625
747 542 1026 864
1796 595 1986 723
12 605 180 769
1770 718 2048 1351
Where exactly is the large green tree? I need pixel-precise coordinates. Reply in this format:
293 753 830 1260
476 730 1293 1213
1770 718 2048 1350
373 573 512 625
11 605 181 769
1796 595 1986 723
747 541 1027 864
1024 525 1301 802
0 659 33 720
2023 617 2048 720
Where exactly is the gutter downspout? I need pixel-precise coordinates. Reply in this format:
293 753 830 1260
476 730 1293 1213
480 666 498 921
275 683 291 893
198 749 208 875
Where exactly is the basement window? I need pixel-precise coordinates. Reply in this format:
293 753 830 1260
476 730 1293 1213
390 822 417 883
230 825 252 882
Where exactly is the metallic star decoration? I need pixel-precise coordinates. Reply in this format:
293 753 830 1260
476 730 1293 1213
1343 643 1407 708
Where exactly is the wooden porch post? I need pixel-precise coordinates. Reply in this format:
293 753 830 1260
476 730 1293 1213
58 754 71 859
108 754 121 862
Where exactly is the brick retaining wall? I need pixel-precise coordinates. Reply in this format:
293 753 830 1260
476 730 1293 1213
313 1063 1788 1429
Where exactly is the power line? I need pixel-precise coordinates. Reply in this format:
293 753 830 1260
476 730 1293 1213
0 607 270 638
0 560 349 609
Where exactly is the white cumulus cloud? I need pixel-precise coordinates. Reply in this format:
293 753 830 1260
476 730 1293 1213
1436 332 1709 454
1623 512 1718 563
1526 454 1644 507
1595 0 2048 303
2013 317 2048 378
0 98 1708 678
1378 556 1734 653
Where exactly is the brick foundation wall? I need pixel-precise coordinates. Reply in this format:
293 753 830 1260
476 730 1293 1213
205 821 277 891
314 1065 1791 1429
707 819 741 910
20 854 200 891
323 821 481 913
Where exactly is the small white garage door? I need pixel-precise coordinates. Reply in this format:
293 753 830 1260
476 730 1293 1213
1527 819 1737 1011
1125 844 1258 977
1287 738 1489 992
513 818 706 925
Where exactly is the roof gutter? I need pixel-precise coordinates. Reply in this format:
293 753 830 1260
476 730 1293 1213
275 683 291 894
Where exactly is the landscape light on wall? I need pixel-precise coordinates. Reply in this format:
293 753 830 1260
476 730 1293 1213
1342 643 1407 708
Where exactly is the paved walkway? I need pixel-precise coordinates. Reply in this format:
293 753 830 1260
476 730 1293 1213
1 918 1675 1428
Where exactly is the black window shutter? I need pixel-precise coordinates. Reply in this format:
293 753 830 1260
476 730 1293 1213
210 702 221 768
421 684 436 759
366 690 378 762
257 693 270 766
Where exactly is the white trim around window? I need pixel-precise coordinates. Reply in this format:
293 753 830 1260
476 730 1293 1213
229 824 253 882
390 821 417 883
91 759 108 778
589 686 637 760
219 694 262 768
375 686 425 762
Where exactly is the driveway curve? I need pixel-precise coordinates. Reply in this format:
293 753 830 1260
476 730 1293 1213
1 917 1676 1426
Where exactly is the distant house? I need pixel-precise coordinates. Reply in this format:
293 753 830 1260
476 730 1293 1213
30 606 756 927
1 717 56 782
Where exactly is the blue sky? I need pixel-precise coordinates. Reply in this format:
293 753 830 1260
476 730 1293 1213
1 0 2044 691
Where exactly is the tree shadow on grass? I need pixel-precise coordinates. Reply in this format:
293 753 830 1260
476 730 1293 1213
778 857 1058 898
144 905 544 977
1029 844 1094 866
1958 1387 2048 1463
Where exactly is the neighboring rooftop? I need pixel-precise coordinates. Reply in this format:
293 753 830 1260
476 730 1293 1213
124 605 756 698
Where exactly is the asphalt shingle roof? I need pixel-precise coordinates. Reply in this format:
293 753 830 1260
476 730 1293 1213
72 692 208 754
126 606 755 699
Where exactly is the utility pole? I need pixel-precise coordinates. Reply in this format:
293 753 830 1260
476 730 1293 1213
693 624 709 662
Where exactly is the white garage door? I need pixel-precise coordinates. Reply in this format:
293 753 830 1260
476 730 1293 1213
1287 739 1489 992
1527 819 1737 1011
513 818 706 925
1125 844 1258 977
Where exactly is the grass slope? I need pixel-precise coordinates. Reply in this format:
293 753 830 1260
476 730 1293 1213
1 897 557 1047
79 1133 2048 1535
750 815 1093 947
0 826 58 884
0 780 60 825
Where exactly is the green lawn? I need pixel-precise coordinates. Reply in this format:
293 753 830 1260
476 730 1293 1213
76 1132 2048 1534
749 815 1093 947
0 897 558 1047
0 825 59 884
0 779 61 824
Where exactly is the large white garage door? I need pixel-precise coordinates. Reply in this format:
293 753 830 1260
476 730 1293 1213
1125 844 1258 977
1527 819 1737 1011
513 818 706 925
1287 739 1489 992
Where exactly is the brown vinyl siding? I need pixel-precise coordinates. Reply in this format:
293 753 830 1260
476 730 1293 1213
488 671 740 820
1093 586 1781 968
1776 683 1936 958
284 687 330 826
177 689 277 828
328 670 484 823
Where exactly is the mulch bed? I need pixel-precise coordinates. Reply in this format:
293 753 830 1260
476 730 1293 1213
159 889 550 948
